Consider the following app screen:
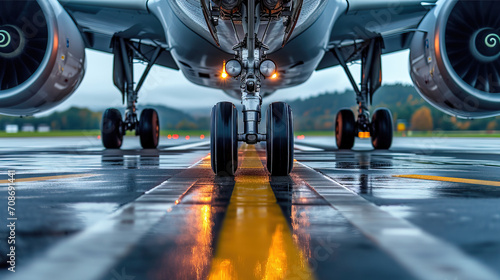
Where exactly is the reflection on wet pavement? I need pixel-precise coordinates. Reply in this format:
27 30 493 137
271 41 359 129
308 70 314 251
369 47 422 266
2 137 500 279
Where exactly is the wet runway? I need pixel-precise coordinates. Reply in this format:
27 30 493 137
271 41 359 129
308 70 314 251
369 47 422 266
1 136 500 279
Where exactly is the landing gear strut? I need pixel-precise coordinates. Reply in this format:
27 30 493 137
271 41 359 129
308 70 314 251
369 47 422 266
207 0 295 176
332 38 393 150
101 38 162 149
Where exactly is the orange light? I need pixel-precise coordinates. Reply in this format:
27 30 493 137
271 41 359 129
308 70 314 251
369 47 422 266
358 132 371 138
168 134 172 139
271 73 278 79
221 61 228 79
297 135 305 140
200 134 205 140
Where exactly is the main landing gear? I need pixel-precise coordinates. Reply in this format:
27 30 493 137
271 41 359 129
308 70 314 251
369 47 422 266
332 39 393 150
101 38 162 149
208 0 295 176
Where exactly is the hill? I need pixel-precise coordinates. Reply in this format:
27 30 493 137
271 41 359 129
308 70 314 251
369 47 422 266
1 84 498 132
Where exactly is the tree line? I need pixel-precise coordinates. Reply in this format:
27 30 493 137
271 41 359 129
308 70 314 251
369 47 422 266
1 84 499 131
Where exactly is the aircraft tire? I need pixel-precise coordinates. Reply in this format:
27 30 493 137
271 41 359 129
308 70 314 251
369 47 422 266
335 109 356 149
371 108 393 149
210 102 238 176
102 108 124 149
139 108 160 149
266 102 294 176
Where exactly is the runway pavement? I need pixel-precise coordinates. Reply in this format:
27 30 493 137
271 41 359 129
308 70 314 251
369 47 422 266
1 135 500 280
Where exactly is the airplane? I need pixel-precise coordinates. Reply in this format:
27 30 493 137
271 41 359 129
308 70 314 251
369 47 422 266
0 0 499 176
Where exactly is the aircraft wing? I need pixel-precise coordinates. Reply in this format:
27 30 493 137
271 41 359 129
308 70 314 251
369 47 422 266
58 0 179 70
317 0 437 70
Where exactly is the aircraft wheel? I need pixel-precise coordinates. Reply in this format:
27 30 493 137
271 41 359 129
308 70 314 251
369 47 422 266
211 102 238 176
102 108 123 149
371 108 393 149
266 102 294 176
335 109 355 149
139 108 160 149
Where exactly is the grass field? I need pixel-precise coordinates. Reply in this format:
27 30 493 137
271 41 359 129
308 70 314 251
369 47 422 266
0 130 210 138
0 130 498 138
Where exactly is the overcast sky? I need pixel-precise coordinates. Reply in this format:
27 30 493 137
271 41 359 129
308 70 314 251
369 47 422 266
55 49 413 113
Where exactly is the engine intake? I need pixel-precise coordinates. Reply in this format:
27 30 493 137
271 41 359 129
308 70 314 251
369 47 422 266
410 0 500 118
0 0 85 116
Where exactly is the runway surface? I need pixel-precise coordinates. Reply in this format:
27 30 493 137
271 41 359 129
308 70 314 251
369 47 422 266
1 135 500 280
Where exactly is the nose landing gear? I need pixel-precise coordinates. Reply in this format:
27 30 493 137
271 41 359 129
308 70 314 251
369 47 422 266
208 0 295 176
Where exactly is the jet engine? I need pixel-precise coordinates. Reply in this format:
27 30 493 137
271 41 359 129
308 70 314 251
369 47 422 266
0 0 85 116
410 0 500 118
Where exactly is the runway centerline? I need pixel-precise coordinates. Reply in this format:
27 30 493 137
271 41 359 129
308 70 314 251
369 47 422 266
208 145 313 279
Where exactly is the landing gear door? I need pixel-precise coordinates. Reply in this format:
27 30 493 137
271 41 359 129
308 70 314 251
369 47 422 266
369 40 383 102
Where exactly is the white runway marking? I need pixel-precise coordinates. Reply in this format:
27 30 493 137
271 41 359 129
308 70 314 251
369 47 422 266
297 162 500 280
294 143 325 151
5 159 205 280
164 140 210 151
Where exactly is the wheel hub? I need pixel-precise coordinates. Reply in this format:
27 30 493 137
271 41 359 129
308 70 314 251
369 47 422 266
0 25 26 59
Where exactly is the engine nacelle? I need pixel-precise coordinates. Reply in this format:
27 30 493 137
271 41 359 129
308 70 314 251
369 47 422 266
410 0 500 118
0 0 85 116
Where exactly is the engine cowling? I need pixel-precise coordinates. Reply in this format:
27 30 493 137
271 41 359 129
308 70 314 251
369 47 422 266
0 0 85 116
410 0 500 118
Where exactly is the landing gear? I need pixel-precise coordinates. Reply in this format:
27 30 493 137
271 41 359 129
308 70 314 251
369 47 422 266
101 37 163 149
332 38 393 150
371 108 393 149
139 109 160 149
266 102 294 176
335 109 356 149
101 108 123 149
211 102 238 176
206 0 295 176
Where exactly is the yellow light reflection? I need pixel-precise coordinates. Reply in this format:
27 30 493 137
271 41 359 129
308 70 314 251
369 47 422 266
154 185 215 280
263 224 287 279
208 145 314 280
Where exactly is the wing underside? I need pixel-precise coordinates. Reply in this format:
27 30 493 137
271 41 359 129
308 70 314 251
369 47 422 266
317 0 437 70
58 0 178 69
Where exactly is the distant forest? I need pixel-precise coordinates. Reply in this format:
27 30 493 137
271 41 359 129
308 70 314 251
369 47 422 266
287 84 500 131
1 84 499 131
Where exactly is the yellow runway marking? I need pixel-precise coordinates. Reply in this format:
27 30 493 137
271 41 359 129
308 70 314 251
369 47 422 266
209 145 314 280
0 174 96 184
394 174 500 187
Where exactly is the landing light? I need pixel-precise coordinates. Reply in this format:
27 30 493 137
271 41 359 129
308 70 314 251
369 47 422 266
260 59 277 78
221 61 228 79
225 59 242 77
